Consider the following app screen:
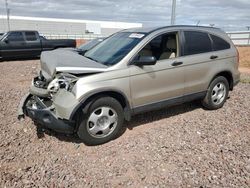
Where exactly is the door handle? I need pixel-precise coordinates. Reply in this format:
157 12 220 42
171 61 183 66
210 55 218 59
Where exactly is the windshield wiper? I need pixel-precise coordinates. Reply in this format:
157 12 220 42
84 56 99 63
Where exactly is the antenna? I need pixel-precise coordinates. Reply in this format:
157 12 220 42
171 0 176 25
5 0 10 31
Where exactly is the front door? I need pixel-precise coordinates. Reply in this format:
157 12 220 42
129 31 185 111
1 31 26 58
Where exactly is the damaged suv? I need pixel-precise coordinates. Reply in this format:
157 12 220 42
18 26 240 145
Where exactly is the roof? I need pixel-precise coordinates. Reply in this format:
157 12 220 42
124 25 221 33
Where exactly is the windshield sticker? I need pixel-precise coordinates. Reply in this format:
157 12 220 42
129 33 145 39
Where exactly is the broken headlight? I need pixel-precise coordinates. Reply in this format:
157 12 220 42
47 73 78 94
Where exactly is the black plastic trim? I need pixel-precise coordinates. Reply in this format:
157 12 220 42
233 79 240 87
132 91 206 115
26 107 75 134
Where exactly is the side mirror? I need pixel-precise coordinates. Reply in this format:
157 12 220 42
133 56 157 66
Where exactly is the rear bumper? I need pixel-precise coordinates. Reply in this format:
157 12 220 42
233 79 240 86
18 94 75 134
233 71 240 87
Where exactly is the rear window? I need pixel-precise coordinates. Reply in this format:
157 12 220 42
210 35 230 51
25 32 37 41
184 31 212 55
7 32 24 42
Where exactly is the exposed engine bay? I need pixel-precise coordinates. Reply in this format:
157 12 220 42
33 71 78 96
24 71 79 117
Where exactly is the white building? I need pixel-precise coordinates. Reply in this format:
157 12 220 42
0 15 142 39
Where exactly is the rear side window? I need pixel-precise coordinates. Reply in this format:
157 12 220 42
210 35 230 51
7 32 24 42
25 32 37 41
183 31 212 55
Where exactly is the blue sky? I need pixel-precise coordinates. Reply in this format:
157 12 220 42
0 0 249 31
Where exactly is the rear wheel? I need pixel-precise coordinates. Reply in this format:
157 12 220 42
202 76 229 110
77 97 124 145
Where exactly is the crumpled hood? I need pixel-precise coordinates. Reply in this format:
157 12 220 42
40 49 107 80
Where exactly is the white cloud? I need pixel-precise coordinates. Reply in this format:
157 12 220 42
0 0 249 31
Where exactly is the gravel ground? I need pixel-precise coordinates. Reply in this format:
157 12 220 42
0 60 250 188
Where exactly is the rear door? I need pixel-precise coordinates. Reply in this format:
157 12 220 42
1 31 26 58
181 30 215 95
23 31 42 57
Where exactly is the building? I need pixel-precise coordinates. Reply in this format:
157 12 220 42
0 15 142 39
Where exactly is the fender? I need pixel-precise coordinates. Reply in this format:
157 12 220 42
69 88 132 121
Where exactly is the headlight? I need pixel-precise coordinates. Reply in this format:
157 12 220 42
47 73 78 94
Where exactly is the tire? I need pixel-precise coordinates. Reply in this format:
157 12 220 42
202 76 229 110
77 97 124 145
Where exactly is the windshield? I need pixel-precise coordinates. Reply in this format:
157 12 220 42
78 38 104 51
84 32 145 66
0 33 7 40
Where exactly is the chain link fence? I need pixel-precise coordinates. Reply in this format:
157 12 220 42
41 31 250 46
40 33 104 40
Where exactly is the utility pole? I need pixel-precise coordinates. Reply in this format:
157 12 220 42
171 0 176 25
5 0 10 31
247 26 250 45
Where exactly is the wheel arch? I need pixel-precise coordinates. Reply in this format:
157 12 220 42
70 89 132 123
209 71 234 90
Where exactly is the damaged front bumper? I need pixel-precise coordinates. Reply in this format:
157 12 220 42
18 90 78 134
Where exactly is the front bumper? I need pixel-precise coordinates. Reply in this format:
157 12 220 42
18 93 76 134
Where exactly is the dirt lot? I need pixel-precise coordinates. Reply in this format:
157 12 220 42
238 46 250 68
0 60 250 187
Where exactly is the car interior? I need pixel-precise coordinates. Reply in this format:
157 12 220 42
138 33 178 61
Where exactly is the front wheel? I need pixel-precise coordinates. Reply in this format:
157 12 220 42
202 76 229 110
77 97 124 145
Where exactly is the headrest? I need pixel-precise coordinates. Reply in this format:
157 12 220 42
166 38 176 49
143 44 151 50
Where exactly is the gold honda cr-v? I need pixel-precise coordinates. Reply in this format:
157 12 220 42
18 26 240 145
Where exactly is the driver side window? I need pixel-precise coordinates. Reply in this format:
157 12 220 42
7 32 24 42
138 32 178 61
